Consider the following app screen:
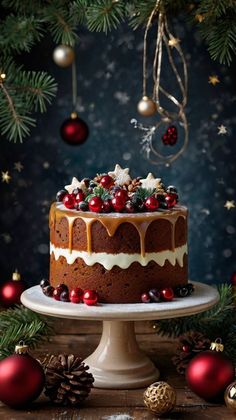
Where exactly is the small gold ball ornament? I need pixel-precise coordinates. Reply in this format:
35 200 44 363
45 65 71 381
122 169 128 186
137 96 157 116
53 45 75 67
143 381 176 416
224 382 236 413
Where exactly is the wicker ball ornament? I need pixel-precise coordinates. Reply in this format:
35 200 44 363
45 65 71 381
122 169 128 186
143 381 176 415
224 382 236 413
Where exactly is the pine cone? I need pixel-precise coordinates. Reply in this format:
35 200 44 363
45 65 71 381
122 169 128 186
44 354 94 405
172 331 211 375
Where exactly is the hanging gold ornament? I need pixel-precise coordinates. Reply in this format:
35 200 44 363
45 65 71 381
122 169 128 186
53 45 75 67
131 0 188 166
137 96 157 116
143 381 176 416
224 382 236 413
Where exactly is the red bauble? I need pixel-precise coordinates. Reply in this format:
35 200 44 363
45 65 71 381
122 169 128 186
186 350 235 401
162 125 178 146
145 196 159 211
83 290 98 306
111 196 125 212
0 344 45 408
0 270 26 308
63 193 76 209
160 287 174 301
89 196 103 213
60 114 89 145
115 189 128 202
100 175 114 189
70 287 83 304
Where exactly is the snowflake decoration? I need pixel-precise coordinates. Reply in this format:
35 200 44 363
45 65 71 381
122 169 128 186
65 177 86 194
140 173 162 190
108 164 131 186
218 125 227 135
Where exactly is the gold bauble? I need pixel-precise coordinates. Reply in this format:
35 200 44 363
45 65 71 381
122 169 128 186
143 381 176 416
137 96 157 116
224 382 236 413
53 45 75 67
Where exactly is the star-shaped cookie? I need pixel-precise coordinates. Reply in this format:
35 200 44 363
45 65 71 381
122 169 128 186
108 164 131 186
64 177 86 194
140 173 162 190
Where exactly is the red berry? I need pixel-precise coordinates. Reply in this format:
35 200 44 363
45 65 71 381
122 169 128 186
111 196 125 212
83 289 98 306
125 201 135 213
53 286 64 301
63 194 76 209
160 287 174 301
100 175 114 189
165 194 177 208
75 192 84 203
145 196 159 211
89 196 103 212
141 292 151 303
70 287 84 304
115 189 128 202
102 200 112 213
182 344 191 353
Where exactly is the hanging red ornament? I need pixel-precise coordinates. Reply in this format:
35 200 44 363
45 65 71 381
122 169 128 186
162 125 178 146
0 270 26 308
0 342 45 408
186 338 234 401
60 112 89 145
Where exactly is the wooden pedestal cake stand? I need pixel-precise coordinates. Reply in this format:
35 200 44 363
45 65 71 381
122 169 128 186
21 282 219 389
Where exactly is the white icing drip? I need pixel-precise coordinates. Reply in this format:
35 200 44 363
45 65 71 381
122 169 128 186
50 243 188 270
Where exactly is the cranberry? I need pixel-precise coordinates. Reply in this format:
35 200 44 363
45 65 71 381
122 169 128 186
125 201 135 213
115 189 128 202
111 196 125 212
160 287 174 301
102 200 112 213
145 196 159 211
100 175 114 189
165 194 177 208
89 196 103 212
53 286 64 301
83 289 98 306
70 287 84 304
63 194 76 209
75 192 84 203
141 292 151 303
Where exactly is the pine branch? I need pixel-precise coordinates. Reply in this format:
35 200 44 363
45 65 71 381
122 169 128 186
0 305 53 359
86 0 125 33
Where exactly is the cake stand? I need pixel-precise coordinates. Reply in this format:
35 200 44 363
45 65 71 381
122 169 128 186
21 282 219 389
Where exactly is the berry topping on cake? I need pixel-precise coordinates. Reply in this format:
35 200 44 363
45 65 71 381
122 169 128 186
60 165 180 213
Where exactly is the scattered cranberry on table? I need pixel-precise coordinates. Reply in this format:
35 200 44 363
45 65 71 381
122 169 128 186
160 287 174 301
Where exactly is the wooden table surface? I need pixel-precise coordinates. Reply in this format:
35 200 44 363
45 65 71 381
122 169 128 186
0 318 234 420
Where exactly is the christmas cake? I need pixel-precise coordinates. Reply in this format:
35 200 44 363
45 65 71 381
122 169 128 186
49 165 188 303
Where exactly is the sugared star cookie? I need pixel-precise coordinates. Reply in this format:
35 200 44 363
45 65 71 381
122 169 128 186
140 173 161 190
65 177 86 193
108 164 131 186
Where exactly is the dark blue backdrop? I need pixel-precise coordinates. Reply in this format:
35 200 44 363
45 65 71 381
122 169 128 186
0 22 235 287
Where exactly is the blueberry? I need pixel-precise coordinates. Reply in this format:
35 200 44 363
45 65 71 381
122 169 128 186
155 194 165 202
131 196 142 207
148 289 160 302
167 185 178 194
72 188 83 195
78 201 89 211
176 286 189 297
56 190 67 202
125 201 135 213
40 278 49 288
187 283 194 294
43 285 54 297
159 202 168 210
60 290 70 302
89 181 97 188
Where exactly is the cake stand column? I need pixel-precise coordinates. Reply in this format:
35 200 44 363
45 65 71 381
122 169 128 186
84 320 159 389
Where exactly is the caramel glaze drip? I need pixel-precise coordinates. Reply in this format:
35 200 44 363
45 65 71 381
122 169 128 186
49 202 188 257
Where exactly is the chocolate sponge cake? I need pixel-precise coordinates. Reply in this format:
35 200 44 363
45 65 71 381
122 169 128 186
49 165 188 303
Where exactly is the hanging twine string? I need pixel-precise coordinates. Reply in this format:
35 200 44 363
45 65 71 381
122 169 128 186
134 1 189 165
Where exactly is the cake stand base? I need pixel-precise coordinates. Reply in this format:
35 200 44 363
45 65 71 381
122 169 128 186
84 320 159 389
21 282 219 389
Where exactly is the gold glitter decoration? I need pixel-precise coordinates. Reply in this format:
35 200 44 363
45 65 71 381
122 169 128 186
143 381 176 415
224 382 236 413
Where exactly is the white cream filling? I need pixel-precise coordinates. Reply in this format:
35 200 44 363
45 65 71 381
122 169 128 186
50 243 187 270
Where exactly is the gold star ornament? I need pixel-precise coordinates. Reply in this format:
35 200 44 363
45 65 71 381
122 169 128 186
208 75 220 86
108 164 131 186
1 171 11 183
218 125 227 135
168 37 180 48
140 173 162 190
65 177 87 194
224 200 235 210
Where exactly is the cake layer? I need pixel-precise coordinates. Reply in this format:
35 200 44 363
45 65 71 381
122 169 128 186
50 243 187 270
50 254 188 303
